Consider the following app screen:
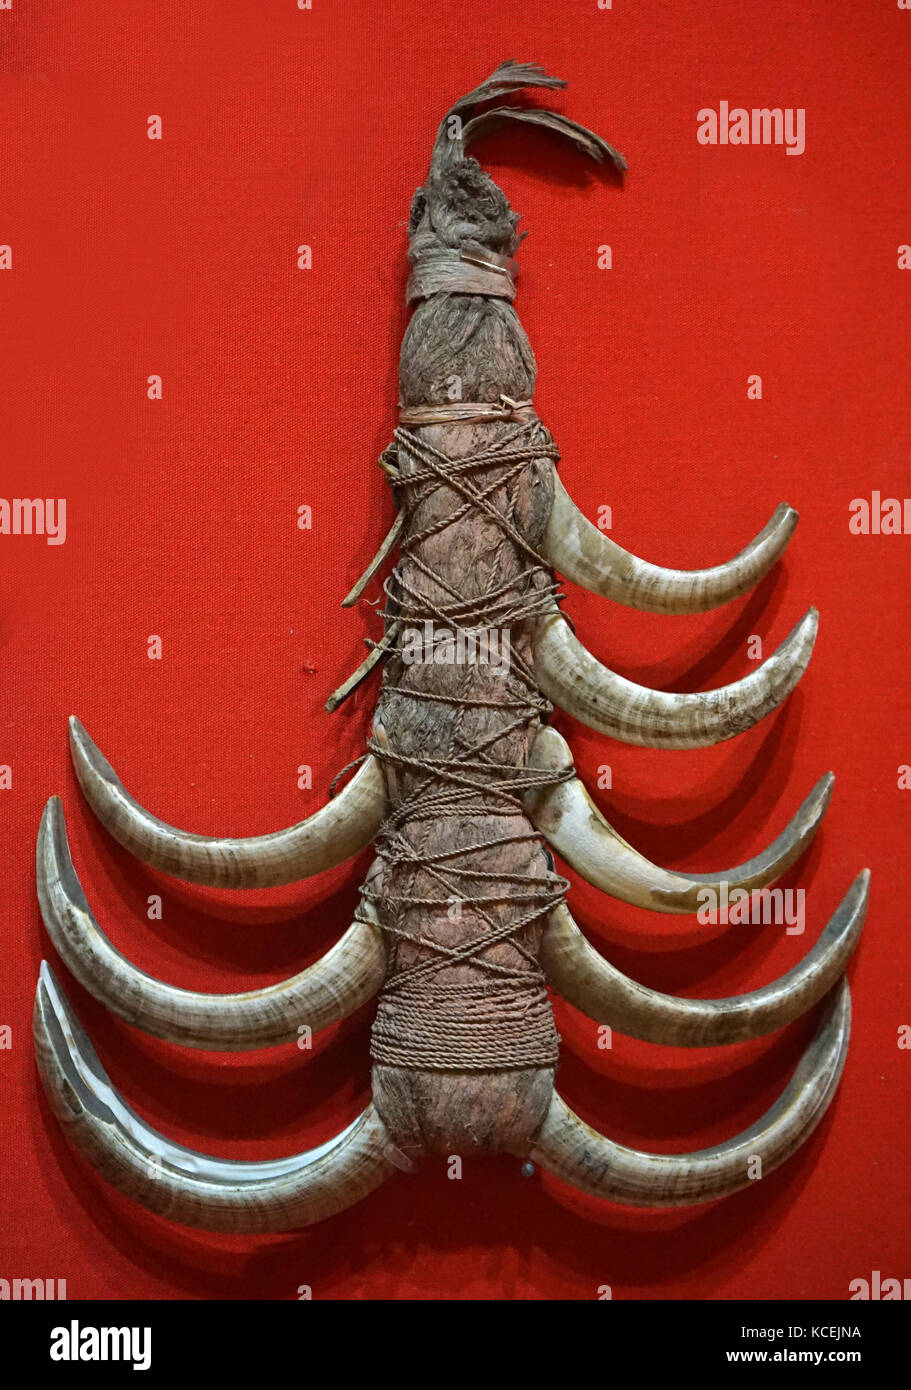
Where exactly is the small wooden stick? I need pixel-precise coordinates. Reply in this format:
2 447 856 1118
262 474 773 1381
341 512 404 608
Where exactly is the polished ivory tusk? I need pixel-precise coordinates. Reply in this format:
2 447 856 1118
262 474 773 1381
544 471 798 614
36 798 387 1051
526 726 832 911
533 607 818 748
33 962 400 1232
529 979 851 1205
541 875 867 1046
68 716 386 887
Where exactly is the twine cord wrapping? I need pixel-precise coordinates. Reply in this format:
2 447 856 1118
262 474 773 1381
398 395 535 427
405 241 519 305
364 417 574 1071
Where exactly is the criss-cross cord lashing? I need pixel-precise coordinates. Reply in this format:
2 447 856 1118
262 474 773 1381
364 418 574 1071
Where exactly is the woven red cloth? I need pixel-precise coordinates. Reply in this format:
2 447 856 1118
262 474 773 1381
0 0 908 1299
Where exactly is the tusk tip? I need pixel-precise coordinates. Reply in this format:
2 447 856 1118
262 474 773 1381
38 794 65 854
813 771 836 809
37 798 56 871
35 962 75 1050
68 716 90 761
37 797 88 921
68 717 118 789
34 959 67 1038
68 714 90 753
68 714 89 749
33 963 118 1129
838 869 871 927
773 502 799 534
783 607 819 661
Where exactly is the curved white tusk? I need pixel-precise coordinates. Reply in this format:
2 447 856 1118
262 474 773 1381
544 471 798 614
68 717 386 887
36 798 387 1051
33 961 403 1232
526 726 832 912
530 978 851 1205
533 607 817 748
541 874 867 1046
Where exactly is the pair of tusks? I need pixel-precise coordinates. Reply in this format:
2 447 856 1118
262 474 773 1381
38 781 867 1051
66 716 832 913
34 959 855 1229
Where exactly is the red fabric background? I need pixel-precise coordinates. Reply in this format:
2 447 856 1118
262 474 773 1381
1 0 909 1301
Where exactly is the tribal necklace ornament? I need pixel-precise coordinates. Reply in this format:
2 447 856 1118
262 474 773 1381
34 62 868 1230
